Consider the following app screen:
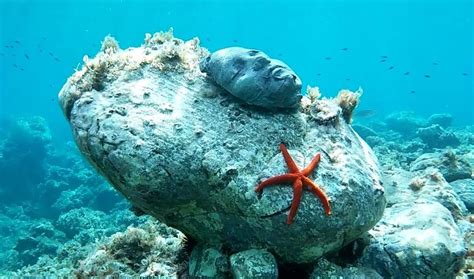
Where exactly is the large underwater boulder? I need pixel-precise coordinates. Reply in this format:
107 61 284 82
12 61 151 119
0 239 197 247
58 30 386 263
358 199 466 278
385 111 427 136
427 113 453 128
410 150 472 182
416 124 460 148
382 167 467 219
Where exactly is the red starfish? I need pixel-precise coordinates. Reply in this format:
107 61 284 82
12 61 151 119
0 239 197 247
255 143 331 224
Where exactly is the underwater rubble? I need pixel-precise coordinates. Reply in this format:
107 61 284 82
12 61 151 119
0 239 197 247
1 30 472 278
0 116 145 276
353 111 473 278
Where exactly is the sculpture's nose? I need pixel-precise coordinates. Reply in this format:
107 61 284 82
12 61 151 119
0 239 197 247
293 74 302 87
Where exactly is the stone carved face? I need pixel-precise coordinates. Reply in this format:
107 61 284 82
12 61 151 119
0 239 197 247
200 47 302 108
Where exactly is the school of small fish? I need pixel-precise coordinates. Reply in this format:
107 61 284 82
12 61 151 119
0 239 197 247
1 36 470 108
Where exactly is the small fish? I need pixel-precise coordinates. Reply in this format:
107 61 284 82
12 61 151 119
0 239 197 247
277 53 283 57
13 64 18 68
317 73 322 76
380 59 387 63
232 39 238 43
341 47 348 51
354 109 376 118
54 57 60 62
14 40 20 44
0 53 4 56
205 37 211 42
345 78 351 81
433 62 439 66
20 68 24 71
48 52 54 56
324 57 332 60
388 66 394 70
424 74 431 78
403 71 410 75
381 55 388 58
462 73 468 76
24 54 29 60
410 90 416 94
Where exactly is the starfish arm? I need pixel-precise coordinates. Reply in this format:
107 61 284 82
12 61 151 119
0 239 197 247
279 143 300 173
255 173 299 192
287 178 303 224
301 176 331 216
301 153 321 177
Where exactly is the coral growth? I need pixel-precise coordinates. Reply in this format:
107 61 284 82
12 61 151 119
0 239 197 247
75 221 186 277
301 85 321 112
0 116 51 201
335 87 362 124
0 116 141 275
100 34 120 54
144 28 175 46
60 30 206 120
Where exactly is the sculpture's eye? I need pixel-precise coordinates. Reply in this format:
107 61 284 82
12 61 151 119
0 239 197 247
248 50 259 56
253 57 270 71
233 58 246 70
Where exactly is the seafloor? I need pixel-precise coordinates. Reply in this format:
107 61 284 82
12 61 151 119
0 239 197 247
0 109 472 278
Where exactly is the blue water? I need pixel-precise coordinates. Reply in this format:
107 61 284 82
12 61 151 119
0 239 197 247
1 0 472 138
0 0 472 275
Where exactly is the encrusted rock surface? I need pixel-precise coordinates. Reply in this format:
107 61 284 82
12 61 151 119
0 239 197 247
59 31 385 263
382 167 467 219
410 150 472 182
358 199 466 278
229 249 278 279
450 179 474 212
416 124 460 148
310 258 382 279
188 245 229 278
